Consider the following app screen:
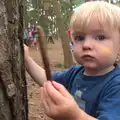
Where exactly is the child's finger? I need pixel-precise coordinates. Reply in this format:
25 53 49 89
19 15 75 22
41 87 56 116
42 100 50 114
52 81 73 100
44 81 67 105
40 87 50 112
44 86 55 108
40 87 44 101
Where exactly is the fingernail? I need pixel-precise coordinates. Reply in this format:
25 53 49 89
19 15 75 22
43 82 47 87
52 81 56 84
47 81 52 85
44 81 50 87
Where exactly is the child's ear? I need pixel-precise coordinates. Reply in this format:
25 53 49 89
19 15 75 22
115 49 120 64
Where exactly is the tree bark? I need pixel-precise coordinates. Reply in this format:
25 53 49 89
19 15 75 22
0 0 28 120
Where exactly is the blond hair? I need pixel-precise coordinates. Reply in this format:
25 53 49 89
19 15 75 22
70 1 120 36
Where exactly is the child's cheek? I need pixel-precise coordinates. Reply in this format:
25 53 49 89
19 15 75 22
100 47 111 56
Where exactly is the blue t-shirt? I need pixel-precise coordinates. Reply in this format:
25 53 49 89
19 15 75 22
52 65 120 120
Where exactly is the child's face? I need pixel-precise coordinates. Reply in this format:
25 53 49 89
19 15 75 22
72 20 120 74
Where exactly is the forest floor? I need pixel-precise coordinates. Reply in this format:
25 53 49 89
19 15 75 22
27 40 65 120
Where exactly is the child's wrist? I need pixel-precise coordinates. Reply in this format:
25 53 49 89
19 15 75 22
25 56 32 65
75 108 84 120
75 108 97 120
73 108 88 120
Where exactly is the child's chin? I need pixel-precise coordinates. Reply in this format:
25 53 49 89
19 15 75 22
83 63 98 69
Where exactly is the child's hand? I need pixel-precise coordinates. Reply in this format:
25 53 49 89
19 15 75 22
24 44 30 61
40 81 82 120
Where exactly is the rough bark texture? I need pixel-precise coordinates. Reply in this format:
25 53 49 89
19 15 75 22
0 0 28 120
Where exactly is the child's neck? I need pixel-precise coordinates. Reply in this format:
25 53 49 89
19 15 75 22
84 65 115 76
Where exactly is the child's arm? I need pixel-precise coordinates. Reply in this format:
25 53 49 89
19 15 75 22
25 56 47 86
24 44 47 86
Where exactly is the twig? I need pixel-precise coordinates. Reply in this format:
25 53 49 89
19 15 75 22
37 26 52 80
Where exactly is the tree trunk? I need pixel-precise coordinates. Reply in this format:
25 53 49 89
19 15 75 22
23 0 28 28
52 0 73 68
0 0 28 120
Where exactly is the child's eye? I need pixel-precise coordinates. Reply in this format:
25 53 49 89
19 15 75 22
96 35 105 41
75 36 84 41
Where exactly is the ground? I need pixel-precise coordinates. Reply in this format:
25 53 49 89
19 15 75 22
28 40 66 120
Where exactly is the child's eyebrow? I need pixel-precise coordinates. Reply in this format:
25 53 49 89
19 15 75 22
71 29 106 36
71 31 84 36
91 29 105 33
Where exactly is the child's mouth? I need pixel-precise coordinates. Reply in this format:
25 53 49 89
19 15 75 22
82 55 94 60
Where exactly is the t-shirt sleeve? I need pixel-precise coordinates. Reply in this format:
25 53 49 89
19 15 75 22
52 66 79 88
96 77 120 120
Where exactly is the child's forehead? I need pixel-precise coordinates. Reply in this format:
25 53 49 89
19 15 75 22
71 19 109 35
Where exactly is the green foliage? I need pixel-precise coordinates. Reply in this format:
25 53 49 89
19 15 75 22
115 1 120 7
55 63 64 68
60 0 84 30
25 0 85 35
25 0 119 35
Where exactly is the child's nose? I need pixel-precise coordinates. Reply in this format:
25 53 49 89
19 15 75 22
82 39 93 50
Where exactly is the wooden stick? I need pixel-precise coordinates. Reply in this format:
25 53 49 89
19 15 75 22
37 26 52 81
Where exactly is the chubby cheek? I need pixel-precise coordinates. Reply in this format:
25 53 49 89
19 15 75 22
100 47 111 56
73 48 83 64
97 47 115 63
73 45 82 56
